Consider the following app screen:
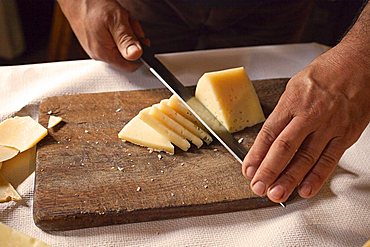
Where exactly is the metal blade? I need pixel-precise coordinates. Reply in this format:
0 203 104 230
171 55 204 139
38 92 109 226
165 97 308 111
140 45 285 208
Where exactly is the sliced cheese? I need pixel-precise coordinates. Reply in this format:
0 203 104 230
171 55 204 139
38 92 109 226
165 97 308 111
150 104 203 148
167 95 204 127
118 116 174 154
2 146 36 188
0 116 48 152
0 173 21 202
0 145 19 162
139 108 191 151
195 67 265 133
47 115 63 128
158 100 213 145
0 222 50 247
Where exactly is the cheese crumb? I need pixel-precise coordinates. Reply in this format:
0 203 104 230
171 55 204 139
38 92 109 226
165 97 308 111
171 193 175 197
47 110 53 115
128 153 132 156
136 187 141 192
157 154 162 160
117 167 124 171
213 148 218 152
238 137 244 143
84 130 89 133
116 108 121 112
151 178 154 182
204 185 208 189
180 162 184 166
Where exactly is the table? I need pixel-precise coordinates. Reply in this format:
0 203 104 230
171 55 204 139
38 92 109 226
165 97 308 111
0 43 369 246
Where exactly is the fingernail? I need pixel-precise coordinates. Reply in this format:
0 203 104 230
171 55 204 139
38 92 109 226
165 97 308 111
126 44 140 57
246 166 256 179
299 183 312 197
252 181 266 195
269 185 285 200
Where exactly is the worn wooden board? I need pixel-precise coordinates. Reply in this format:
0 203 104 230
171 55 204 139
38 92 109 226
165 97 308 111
34 78 289 231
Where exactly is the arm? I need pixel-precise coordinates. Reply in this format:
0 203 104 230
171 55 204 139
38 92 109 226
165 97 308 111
57 0 148 71
242 2 370 203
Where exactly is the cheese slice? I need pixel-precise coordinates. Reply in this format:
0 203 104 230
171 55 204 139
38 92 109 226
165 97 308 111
118 116 174 154
0 173 21 202
2 146 36 188
0 222 49 247
47 115 63 128
195 67 265 133
139 108 191 151
150 105 203 148
158 100 213 144
167 95 204 127
0 145 19 162
0 116 48 152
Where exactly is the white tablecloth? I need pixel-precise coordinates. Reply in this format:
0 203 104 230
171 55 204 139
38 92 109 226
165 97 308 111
0 43 369 247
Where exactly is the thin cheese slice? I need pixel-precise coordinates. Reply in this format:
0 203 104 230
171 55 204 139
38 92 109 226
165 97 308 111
159 100 213 144
47 115 63 128
0 145 19 162
0 116 48 152
150 105 203 148
2 146 36 188
118 116 174 154
139 108 191 151
167 95 204 128
195 67 265 133
0 173 21 202
0 222 50 247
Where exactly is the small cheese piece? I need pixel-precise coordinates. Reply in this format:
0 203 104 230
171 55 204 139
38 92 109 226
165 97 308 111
167 95 204 128
2 146 36 188
47 115 63 128
118 116 174 154
0 116 48 152
139 108 191 151
150 105 203 148
0 145 19 162
0 222 50 247
158 100 213 144
0 173 21 202
195 67 265 133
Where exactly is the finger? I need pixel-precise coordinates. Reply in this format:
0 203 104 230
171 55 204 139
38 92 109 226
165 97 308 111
108 9 142 61
242 102 292 180
250 116 313 196
298 139 345 198
266 131 329 203
97 47 141 72
130 18 145 39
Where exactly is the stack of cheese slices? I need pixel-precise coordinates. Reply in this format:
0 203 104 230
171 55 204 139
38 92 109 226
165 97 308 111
119 67 265 153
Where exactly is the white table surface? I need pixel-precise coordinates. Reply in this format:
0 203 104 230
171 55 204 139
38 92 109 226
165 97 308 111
0 43 369 247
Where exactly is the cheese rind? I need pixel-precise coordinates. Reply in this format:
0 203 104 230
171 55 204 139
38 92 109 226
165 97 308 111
0 145 19 162
159 100 213 144
0 173 21 203
0 116 48 152
0 222 49 247
118 116 174 154
47 115 63 128
150 105 203 148
195 67 265 133
139 108 191 151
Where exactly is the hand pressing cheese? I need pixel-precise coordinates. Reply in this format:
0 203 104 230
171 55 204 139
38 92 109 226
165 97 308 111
195 67 265 133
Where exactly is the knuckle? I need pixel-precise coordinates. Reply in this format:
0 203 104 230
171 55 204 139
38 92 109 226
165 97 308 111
258 166 279 181
308 169 325 184
281 172 300 187
296 148 316 165
259 125 278 145
274 139 294 153
319 152 338 167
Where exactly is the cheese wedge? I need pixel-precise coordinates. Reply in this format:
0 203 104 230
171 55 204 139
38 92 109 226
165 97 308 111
195 67 265 133
167 95 203 127
2 146 36 188
0 222 50 247
150 105 203 148
139 108 191 151
0 116 48 152
0 173 21 202
118 116 174 154
47 115 63 128
158 100 213 144
0 145 19 162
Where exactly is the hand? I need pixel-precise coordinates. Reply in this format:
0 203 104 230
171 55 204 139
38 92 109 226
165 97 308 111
242 43 370 203
58 0 149 71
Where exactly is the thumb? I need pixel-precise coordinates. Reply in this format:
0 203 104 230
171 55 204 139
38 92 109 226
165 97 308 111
109 9 142 61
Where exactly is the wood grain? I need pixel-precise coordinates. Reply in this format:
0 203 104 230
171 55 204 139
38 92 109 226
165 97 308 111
34 78 290 231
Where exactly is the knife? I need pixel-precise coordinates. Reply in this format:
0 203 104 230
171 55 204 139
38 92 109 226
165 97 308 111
140 45 285 208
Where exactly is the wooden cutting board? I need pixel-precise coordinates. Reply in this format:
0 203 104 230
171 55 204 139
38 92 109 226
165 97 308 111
34 78 289 231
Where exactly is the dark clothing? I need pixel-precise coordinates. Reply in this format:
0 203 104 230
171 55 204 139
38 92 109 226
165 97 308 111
118 0 314 53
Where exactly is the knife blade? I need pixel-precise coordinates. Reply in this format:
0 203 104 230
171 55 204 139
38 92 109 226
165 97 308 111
140 45 285 208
